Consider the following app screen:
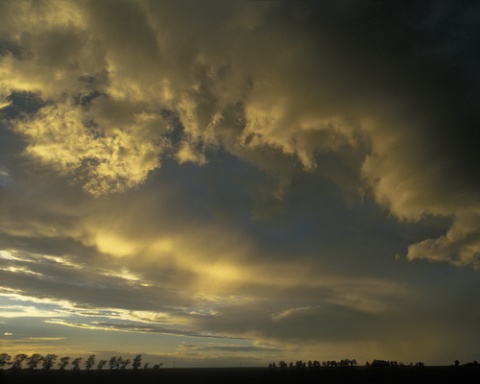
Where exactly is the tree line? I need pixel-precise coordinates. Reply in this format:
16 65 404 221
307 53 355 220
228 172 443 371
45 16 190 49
268 359 358 369
366 359 424 367
267 359 434 369
0 353 163 370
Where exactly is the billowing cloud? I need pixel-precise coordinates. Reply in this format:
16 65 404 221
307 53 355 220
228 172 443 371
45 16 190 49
406 214 480 268
1 0 480 366
13 100 169 196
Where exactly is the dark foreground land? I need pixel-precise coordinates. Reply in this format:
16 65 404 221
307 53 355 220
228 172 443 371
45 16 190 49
2 366 480 384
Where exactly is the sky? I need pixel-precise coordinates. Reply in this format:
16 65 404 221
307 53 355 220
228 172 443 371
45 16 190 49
1 0 480 368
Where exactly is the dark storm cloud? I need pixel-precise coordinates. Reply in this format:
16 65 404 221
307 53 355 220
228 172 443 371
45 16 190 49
1 0 480 365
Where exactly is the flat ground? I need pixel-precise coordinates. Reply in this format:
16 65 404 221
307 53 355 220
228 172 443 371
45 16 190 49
1 366 479 384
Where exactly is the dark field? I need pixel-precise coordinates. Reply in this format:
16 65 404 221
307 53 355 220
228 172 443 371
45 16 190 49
1 366 480 384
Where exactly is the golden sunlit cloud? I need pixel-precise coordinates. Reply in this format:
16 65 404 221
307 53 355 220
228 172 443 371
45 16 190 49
13 101 167 196
0 305 67 319
23 337 66 341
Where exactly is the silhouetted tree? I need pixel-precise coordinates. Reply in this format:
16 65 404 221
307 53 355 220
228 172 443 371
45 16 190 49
132 354 142 370
371 359 389 367
58 356 70 370
295 360 306 369
143 362 149 369
278 361 288 369
338 359 357 367
0 353 11 369
26 354 43 370
97 359 107 370
42 354 57 370
454 360 460 367
115 357 124 370
71 357 82 370
121 358 131 369
109 356 118 370
85 355 96 370
153 363 163 369
11 354 27 370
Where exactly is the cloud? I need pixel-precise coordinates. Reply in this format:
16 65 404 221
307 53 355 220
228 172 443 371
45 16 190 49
1 0 480 366
45 319 243 341
180 343 280 353
0 166 10 188
2 0 477 270
406 214 480 269
9 96 170 196
1 0 363 198
0 304 67 319
23 337 66 341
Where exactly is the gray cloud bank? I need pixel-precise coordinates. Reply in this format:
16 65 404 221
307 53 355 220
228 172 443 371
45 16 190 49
1 0 480 365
